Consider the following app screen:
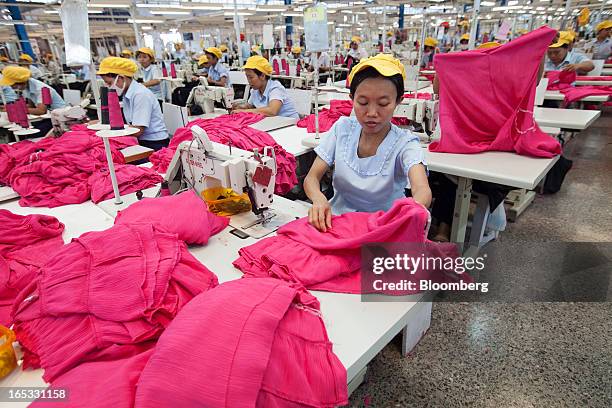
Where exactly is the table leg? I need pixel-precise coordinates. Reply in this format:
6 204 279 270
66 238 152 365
450 177 472 248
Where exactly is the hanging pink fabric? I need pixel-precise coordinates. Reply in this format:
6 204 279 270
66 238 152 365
545 70 577 90
108 89 124 130
0 210 64 326
149 112 297 195
87 164 163 203
3 128 141 207
170 63 177 79
135 278 348 408
272 59 280 75
115 190 229 245
559 86 612 106
41 86 52 106
12 223 218 382
161 63 168 77
429 26 561 158
234 198 462 294
5 102 15 123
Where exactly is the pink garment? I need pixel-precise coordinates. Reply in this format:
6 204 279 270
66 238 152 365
559 86 612 106
429 26 561 158
296 99 417 133
30 349 155 408
234 198 461 294
135 278 348 408
149 112 297 195
115 190 229 245
88 164 163 203
12 223 218 382
403 92 433 100
545 70 577 90
575 75 612 81
419 71 436 82
0 210 64 326
2 127 142 207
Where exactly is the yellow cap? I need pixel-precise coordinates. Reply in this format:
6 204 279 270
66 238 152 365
458 20 470 27
97 56 138 77
578 8 590 26
220 44 228 52
351 36 362 43
387 30 394 36
136 47 155 61
243 55 273 75
424 37 438 47
460 34 470 41
291 45 302 54
0 66 31 86
18 54 33 63
205 47 222 59
348 53 406 86
477 41 501 50
596 20 612 33
549 34 570 48
120 49 133 56
198 55 208 66
559 31 575 43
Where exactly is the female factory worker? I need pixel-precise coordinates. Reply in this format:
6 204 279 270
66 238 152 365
591 20 611 60
545 35 594 74
196 54 210 75
304 54 431 231
290 45 303 62
420 37 438 68
205 47 231 87
97 57 169 151
0 66 65 114
347 38 368 63
136 47 163 100
18 54 43 79
232 56 299 119
457 34 470 51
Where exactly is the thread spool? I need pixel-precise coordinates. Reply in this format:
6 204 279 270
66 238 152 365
161 62 168 77
17 97 29 128
41 86 52 106
107 89 123 130
296 62 301 76
170 63 177 79
272 59 280 75
100 86 109 125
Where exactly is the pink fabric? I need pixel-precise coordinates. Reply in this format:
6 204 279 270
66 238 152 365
0 210 64 326
135 278 348 408
297 99 416 133
403 92 433 100
149 112 297 195
545 70 577 90
88 164 163 203
273 59 280 75
1 127 140 207
234 198 459 294
419 70 436 82
429 26 561 158
115 190 229 245
559 86 612 106
30 349 155 408
12 223 218 382
575 75 612 81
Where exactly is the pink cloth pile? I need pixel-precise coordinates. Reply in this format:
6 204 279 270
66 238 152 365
559 86 612 106
135 278 348 408
234 198 461 294
0 210 64 326
88 164 163 204
429 26 561 158
297 99 415 133
403 93 433 100
0 126 156 207
545 71 612 106
12 223 219 383
115 190 229 245
545 70 577 90
149 112 297 195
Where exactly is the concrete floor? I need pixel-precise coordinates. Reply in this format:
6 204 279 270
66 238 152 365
348 111 612 407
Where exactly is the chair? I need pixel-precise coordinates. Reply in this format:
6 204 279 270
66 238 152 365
162 102 189 136
285 88 313 117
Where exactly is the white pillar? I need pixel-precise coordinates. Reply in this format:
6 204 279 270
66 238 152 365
130 2 142 48
233 0 244 66
468 0 481 50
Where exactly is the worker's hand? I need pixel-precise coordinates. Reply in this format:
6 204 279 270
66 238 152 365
309 198 332 232
562 64 578 72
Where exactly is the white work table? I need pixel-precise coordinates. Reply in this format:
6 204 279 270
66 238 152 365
575 79 612 86
534 106 601 130
600 68 612 75
543 90 609 102
267 124 321 157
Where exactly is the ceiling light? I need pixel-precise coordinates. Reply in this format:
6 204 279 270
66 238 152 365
508 0 518 5
89 3 130 8
141 26 153 30
127 18 164 23
43 9 58 13
150 10 190 15
481 1 495 6
285 12 302 17
223 11 254 16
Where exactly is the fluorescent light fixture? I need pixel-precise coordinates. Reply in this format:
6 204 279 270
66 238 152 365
150 10 190 15
89 3 130 8
127 18 164 23
481 1 495 6
285 12 302 17
536 6 545 10
141 26 153 30
136 3 182 8
223 11 254 16
0 21 39 26
187 5 223 10
508 0 518 5
256 6 287 12
43 10 58 13
341 10 352 14
88 10 103 13
523 6 533 9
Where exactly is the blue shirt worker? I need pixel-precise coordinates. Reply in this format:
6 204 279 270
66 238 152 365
0 66 65 114
303 54 431 232
136 47 163 100
232 56 300 119
97 57 169 151
545 35 594 74
205 47 231 88
592 20 612 60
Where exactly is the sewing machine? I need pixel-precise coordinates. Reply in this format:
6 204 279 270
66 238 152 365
50 102 88 135
394 98 439 138
165 125 292 238
187 78 234 114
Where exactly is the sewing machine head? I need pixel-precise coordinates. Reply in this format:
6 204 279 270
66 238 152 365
50 104 88 135
189 85 234 114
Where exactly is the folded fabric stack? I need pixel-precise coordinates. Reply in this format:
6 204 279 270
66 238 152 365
546 71 612 106
0 210 65 326
149 112 297 195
